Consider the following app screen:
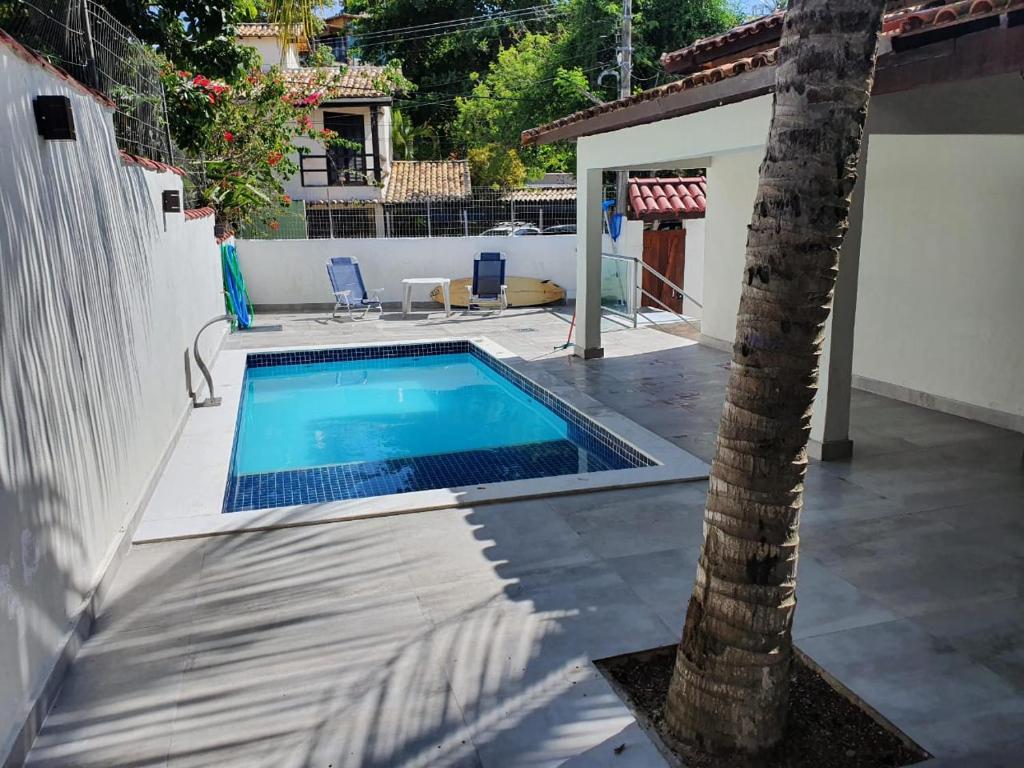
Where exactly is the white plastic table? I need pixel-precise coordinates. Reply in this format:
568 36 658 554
402 277 451 318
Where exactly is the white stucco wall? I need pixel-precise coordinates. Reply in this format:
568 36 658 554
0 47 224 762
236 235 577 305
681 219 706 318
699 148 763 341
852 134 1024 425
246 37 300 70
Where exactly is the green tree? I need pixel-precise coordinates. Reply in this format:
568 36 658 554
663 0 887 755
163 67 359 228
454 32 590 175
101 0 263 83
467 143 527 188
346 0 558 155
391 110 440 160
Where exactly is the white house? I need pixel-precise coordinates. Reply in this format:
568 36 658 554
524 3 1024 457
238 23 397 206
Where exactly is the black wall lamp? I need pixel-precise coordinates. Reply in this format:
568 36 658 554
162 190 182 213
33 96 76 141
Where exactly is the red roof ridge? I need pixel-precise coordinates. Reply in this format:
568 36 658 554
628 176 707 220
661 12 784 75
118 150 186 176
184 207 215 220
0 29 116 109
522 48 778 145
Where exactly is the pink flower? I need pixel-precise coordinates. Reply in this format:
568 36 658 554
223 131 234 143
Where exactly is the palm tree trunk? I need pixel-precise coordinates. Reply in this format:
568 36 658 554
663 0 887 754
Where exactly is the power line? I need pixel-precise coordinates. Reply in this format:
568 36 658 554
350 4 560 44
318 6 565 51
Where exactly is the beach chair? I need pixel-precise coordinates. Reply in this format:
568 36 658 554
466 252 508 314
326 257 384 319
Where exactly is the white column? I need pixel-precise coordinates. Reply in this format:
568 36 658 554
809 137 870 460
574 167 604 359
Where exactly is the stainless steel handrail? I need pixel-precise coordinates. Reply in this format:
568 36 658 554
190 314 233 408
601 251 702 329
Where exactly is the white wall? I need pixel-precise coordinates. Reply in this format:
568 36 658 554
681 219 706 318
236 235 577 305
699 148 763 342
247 37 300 70
0 46 224 762
852 134 1024 425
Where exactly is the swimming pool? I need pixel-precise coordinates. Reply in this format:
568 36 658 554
223 341 655 512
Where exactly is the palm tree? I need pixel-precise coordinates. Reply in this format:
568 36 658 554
663 0 888 755
267 0 328 55
391 110 440 160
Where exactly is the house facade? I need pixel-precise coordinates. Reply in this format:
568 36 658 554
237 23 396 208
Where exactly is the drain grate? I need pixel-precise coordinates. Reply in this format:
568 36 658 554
514 327 538 333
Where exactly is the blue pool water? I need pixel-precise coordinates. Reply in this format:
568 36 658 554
235 354 566 474
224 342 652 512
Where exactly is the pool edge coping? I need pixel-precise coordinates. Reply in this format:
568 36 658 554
133 336 709 543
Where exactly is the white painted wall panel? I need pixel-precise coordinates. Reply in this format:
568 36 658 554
236 235 579 305
0 47 224 760
852 134 1024 422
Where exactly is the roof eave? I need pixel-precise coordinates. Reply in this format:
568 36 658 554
522 65 776 147
320 96 393 106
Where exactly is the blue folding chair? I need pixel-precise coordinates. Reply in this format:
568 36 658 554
466 252 508 314
326 257 384 319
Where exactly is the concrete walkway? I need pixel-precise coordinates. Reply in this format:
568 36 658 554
24 308 1024 767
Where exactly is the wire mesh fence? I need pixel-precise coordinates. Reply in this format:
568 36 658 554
1 0 174 162
238 189 578 240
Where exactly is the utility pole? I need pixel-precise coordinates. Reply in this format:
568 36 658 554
615 0 632 217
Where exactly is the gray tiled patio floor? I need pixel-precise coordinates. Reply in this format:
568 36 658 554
25 307 1024 767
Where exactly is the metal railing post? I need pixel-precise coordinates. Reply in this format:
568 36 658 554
81 0 100 90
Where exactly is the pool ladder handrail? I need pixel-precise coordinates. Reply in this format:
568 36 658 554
189 314 233 408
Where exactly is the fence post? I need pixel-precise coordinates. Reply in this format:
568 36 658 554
426 199 432 238
510 198 515 224
160 87 175 164
462 209 469 237
80 0 100 90
539 208 544 232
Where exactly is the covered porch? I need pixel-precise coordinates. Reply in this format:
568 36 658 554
529 11 1024 460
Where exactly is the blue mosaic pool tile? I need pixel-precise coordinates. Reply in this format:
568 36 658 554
230 341 656 513
246 340 470 368
224 439 631 513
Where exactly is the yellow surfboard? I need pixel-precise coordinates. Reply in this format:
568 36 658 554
431 277 566 308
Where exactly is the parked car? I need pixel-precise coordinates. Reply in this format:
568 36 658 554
542 224 576 235
479 222 541 237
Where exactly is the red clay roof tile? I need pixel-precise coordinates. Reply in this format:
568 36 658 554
524 0 1024 146
628 177 707 220
661 12 784 75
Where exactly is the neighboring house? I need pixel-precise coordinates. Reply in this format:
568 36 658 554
318 11 364 63
524 1 1024 454
237 23 304 70
279 66 395 203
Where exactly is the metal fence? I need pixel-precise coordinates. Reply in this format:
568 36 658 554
238 190 578 240
1 0 173 163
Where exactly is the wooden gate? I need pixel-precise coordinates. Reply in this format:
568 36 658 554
641 229 686 312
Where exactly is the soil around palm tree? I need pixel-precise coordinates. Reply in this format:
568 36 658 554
597 645 930 768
